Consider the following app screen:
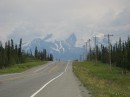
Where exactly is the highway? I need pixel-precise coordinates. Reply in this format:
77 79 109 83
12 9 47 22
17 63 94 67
0 61 91 97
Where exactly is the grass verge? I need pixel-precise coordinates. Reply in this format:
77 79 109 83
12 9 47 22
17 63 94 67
0 60 47 74
73 61 130 97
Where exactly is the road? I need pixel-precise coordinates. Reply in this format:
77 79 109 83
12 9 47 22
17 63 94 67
0 61 91 97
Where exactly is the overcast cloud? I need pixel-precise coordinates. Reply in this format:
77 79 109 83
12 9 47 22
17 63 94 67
0 0 130 45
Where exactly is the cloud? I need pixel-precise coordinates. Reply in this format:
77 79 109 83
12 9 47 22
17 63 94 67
0 0 130 44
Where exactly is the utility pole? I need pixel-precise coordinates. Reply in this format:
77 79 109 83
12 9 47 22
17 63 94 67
104 34 113 71
80 55 82 61
85 42 88 60
88 39 91 61
83 45 85 61
93 36 97 64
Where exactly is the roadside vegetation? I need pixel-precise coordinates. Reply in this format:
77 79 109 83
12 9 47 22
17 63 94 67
87 37 130 73
0 38 53 74
0 60 46 74
73 61 130 97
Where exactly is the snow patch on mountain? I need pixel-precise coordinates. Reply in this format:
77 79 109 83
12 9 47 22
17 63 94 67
23 33 83 60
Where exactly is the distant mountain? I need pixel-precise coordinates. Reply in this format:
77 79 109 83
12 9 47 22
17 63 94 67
66 33 77 46
22 33 83 60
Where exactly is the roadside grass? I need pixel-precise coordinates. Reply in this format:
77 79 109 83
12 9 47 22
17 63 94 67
73 61 130 97
0 60 47 74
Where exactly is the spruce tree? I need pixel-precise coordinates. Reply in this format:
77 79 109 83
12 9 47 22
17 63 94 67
35 46 38 59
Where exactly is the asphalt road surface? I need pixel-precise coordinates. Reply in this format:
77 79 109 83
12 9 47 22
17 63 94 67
0 61 91 97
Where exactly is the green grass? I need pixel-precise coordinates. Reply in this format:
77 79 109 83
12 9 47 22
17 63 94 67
0 60 47 74
73 61 130 97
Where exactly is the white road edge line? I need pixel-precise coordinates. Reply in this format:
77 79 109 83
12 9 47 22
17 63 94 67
30 72 64 97
30 61 69 97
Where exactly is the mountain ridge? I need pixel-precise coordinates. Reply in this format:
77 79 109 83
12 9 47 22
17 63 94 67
23 33 83 60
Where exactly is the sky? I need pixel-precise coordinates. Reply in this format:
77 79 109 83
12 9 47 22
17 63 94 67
0 0 130 45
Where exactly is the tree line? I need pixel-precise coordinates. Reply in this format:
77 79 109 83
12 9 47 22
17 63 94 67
0 39 53 69
87 37 130 73
34 46 53 61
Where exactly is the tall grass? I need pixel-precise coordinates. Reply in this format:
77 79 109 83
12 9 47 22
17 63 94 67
0 61 46 74
73 61 130 97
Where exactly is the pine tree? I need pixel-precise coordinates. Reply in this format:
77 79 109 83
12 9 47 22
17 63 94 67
10 39 15 65
18 38 22 63
43 49 47 61
0 41 3 68
127 37 130 70
0 38 54 68
35 46 38 59
49 54 53 61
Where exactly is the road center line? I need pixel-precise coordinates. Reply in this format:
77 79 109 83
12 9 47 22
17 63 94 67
79 95 82 97
30 62 69 97
48 64 58 73
34 62 55 73
34 65 48 73
0 73 22 78
65 62 69 72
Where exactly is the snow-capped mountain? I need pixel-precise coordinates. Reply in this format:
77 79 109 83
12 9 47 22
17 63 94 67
22 33 83 60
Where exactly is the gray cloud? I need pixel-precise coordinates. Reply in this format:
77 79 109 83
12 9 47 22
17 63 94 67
0 0 130 44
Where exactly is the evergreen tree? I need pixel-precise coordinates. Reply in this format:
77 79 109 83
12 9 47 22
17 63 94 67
126 37 130 70
43 49 47 61
0 38 54 69
49 54 53 61
35 46 38 59
18 38 22 63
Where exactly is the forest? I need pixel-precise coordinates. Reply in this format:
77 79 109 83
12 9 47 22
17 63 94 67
0 39 53 69
87 37 130 73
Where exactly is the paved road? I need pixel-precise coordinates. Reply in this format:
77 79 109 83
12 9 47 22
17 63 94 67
0 61 91 97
